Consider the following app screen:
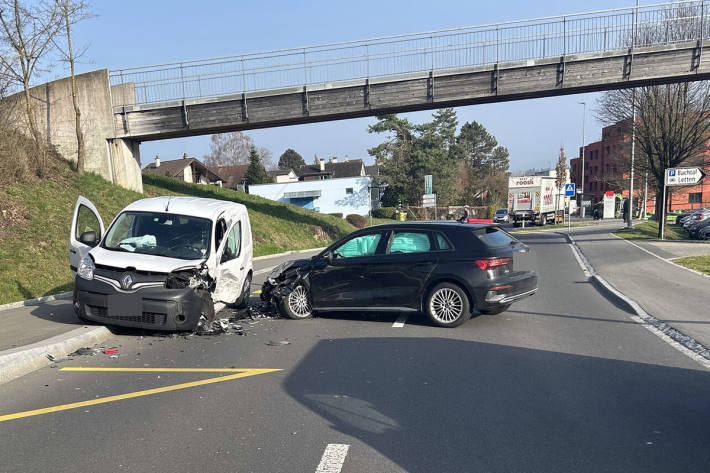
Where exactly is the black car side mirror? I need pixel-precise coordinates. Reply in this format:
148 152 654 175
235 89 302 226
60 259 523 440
79 231 98 247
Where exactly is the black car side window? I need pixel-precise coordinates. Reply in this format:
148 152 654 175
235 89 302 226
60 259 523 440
435 232 453 250
387 231 432 254
333 233 382 258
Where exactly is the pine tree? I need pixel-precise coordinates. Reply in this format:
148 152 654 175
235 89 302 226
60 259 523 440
278 148 305 170
244 146 273 190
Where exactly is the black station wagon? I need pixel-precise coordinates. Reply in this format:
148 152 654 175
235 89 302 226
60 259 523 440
262 222 537 327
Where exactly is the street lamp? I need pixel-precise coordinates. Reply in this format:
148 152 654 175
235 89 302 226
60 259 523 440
578 101 586 219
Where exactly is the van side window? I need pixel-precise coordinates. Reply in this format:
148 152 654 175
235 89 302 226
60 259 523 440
76 205 101 240
215 218 227 250
224 221 241 262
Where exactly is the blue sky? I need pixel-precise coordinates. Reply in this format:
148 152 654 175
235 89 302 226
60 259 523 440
65 0 635 171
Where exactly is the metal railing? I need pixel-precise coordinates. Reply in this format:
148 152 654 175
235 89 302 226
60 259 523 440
109 1 709 107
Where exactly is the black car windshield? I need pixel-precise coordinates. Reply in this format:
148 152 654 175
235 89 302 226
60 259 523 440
103 211 211 260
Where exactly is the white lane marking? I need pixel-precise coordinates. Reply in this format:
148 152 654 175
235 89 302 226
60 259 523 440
315 444 350 473
568 243 591 277
392 313 409 328
253 266 275 276
610 233 710 280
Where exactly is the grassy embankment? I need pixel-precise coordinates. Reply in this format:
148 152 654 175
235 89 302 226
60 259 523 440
614 220 687 240
0 164 355 305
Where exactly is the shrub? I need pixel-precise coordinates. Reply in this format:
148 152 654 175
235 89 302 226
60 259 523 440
371 207 396 219
487 205 499 219
327 212 343 218
346 214 368 228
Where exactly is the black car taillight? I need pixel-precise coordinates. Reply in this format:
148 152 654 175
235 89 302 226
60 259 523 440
475 257 513 271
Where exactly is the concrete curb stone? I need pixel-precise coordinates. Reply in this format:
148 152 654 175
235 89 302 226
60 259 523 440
0 325 112 385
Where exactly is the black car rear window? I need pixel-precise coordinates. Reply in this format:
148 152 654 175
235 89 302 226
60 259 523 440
472 227 516 248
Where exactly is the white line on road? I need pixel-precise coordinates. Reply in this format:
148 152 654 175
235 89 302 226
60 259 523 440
392 313 409 328
315 444 350 473
568 243 591 277
253 266 275 276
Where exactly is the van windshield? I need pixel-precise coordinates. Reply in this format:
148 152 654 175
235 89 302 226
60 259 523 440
103 211 211 260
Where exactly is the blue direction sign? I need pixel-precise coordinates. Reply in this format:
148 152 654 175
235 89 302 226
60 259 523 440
564 183 576 197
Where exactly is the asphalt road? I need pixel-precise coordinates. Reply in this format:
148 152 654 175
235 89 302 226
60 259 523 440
1 232 709 473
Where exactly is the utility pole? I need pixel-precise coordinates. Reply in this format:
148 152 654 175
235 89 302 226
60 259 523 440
629 88 636 227
578 101 586 218
643 171 648 220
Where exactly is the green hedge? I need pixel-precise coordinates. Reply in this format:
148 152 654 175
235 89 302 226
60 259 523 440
371 207 396 219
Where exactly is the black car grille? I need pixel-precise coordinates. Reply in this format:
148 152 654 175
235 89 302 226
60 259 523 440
87 305 166 325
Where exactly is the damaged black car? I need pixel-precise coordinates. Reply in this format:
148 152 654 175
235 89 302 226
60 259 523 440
262 222 537 327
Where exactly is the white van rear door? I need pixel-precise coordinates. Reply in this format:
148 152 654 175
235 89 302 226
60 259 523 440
212 218 247 304
70 196 104 276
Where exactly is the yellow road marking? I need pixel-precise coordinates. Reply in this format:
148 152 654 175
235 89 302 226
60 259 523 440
61 367 259 373
252 289 262 294
0 368 280 423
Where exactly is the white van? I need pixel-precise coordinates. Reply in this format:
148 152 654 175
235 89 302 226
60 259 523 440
69 196 253 330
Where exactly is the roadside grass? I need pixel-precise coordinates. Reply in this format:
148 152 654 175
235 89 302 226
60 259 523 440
0 165 355 305
674 255 710 276
614 220 687 240
367 217 397 226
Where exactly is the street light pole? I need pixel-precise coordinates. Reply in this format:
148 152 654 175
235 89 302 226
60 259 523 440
628 89 636 227
578 101 586 218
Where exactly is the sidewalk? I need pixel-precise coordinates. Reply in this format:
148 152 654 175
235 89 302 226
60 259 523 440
571 226 710 348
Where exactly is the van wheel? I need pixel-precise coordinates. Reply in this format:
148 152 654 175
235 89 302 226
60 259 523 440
234 274 252 309
425 283 471 328
73 287 91 323
479 304 511 315
280 284 312 319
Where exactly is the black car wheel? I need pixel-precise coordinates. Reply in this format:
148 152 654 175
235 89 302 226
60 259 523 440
479 304 511 315
234 274 252 309
280 284 313 319
425 282 471 328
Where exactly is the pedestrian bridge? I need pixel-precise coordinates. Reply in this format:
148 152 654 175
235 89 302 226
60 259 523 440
110 1 710 141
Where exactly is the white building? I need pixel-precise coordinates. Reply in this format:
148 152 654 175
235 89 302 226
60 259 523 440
249 176 372 216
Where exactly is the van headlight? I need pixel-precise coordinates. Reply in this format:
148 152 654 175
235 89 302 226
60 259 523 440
77 255 95 280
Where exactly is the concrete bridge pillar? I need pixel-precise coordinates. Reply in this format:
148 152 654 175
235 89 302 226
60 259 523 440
108 138 143 193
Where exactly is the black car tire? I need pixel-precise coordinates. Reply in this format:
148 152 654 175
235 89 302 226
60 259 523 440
479 304 511 315
424 282 471 328
280 283 313 320
234 274 252 309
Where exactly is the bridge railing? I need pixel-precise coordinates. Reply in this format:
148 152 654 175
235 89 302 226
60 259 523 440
109 1 709 108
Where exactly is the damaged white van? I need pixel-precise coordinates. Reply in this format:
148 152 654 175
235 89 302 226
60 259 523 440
69 196 253 331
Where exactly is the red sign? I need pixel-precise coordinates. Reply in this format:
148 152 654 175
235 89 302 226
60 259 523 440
605 191 614 197
467 219 493 224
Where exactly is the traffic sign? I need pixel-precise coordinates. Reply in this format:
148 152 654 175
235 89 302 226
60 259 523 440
564 183 576 197
422 193 436 208
666 167 706 186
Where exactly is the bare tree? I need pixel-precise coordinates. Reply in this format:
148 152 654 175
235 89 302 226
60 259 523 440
597 3 710 236
203 131 253 167
257 146 273 170
53 0 91 174
0 0 61 175
555 146 567 220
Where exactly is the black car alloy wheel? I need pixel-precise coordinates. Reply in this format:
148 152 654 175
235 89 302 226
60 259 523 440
281 284 312 319
425 282 471 328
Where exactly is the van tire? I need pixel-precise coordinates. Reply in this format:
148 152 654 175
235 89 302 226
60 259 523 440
73 287 91 323
234 274 252 309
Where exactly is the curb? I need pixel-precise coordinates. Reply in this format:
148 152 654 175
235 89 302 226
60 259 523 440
562 232 710 369
0 325 112 385
0 247 327 313
0 291 72 313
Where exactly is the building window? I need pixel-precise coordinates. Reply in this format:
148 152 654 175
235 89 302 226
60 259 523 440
345 188 353 194
606 146 610 157
689 192 702 204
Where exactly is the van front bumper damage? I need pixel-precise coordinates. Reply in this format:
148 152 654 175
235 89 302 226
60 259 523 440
74 276 205 331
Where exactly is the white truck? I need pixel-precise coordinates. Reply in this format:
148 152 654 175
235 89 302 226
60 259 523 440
507 176 566 227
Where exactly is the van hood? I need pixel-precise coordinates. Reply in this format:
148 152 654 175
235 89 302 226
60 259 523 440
89 246 207 273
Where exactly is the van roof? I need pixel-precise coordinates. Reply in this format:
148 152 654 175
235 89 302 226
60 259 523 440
123 196 247 221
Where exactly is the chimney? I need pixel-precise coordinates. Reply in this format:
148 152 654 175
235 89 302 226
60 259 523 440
330 157 338 164
319 159 325 171
154 156 160 168
183 152 189 159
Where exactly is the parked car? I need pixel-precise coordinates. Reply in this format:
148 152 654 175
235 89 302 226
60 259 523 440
493 208 510 223
676 212 694 225
699 225 710 240
687 217 710 239
262 222 537 328
683 209 710 230
70 196 253 330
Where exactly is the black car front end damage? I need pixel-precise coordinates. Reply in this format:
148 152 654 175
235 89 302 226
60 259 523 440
260 259 311 306
74 265 215 331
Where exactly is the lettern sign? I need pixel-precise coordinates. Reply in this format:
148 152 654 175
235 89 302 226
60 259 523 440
666 167 706 186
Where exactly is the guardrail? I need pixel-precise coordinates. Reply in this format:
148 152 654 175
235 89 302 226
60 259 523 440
109 1 708 107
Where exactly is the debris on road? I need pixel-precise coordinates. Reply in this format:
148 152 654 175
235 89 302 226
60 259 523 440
102 349 119 355
265 339 291 346
194 315 246 336
69 347 99 356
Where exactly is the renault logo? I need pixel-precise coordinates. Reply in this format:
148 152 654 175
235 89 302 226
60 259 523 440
120 273 134 290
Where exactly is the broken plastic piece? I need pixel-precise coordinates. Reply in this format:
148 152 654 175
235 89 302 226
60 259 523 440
103 349 119 355
70 347 98 356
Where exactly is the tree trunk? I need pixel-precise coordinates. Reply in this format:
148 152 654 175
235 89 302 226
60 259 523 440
65 0 84 174
654 182 665 237
22 82 45 177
